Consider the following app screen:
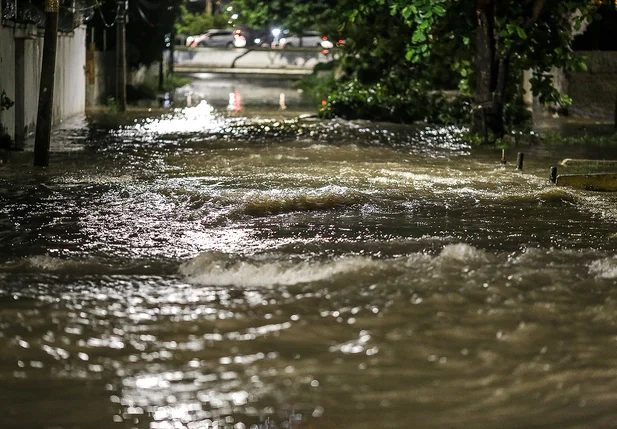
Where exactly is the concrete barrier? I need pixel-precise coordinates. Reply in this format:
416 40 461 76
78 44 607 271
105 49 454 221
174 47 336 74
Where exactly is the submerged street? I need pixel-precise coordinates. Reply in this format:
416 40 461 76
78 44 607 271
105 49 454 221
2 76 617 428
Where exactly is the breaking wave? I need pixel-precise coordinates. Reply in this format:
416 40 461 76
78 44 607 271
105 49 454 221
179 251 376 287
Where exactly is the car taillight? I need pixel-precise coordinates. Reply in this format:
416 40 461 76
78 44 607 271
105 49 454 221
322 36 328 40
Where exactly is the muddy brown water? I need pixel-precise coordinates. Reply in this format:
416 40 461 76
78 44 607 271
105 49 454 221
2 78 617 429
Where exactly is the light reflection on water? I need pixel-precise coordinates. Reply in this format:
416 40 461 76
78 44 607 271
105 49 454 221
2 98 617 428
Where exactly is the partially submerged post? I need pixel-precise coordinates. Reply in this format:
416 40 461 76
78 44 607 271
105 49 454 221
33 0 60 167
516 152 524 170
550 166 557 183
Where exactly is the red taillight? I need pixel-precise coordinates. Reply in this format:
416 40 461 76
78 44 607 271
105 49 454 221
322 36 328 40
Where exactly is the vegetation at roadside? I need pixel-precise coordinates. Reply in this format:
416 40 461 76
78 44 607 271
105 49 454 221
232 0 607 142
175 5 230 36
539 129 617 146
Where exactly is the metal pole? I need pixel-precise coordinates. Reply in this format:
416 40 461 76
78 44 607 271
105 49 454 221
159 49 164 91
116 0 127 111
33 0 59 167
168 29 174 76
516 152 524 170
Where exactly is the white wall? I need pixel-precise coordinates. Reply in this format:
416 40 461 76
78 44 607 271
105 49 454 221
0 21 86 142
54 26 87 122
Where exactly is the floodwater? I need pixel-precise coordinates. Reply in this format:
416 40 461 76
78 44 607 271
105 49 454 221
2 76 617 429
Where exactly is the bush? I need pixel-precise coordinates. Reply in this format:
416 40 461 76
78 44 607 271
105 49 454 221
175 6 230 36
319 77 473 125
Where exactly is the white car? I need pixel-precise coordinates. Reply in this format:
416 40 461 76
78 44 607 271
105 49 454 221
279 30 332 49
186 29 245 49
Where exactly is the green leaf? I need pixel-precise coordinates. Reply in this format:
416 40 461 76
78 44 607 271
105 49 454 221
401 6 412 19
348 9 358 23
516 27 527 39
434 5 446 17
412 31 427 43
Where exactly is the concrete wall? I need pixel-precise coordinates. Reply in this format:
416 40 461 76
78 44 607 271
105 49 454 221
0 21 86 145
55 26 86 121
566 51 617 118
174 47 335 72
87 49 163 107
86 50 114 106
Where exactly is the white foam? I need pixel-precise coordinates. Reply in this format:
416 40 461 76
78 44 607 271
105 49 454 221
589 257 617 279
27 255 69 271
438 243 490 263
179 252 374 287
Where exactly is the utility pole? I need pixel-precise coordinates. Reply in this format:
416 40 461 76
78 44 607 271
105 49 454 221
33 0 59 167
206 0 213 16
159 48 164 91
116 0 127 112
168 30 175 76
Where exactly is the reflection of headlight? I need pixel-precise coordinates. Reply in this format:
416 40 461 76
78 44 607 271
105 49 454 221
279 38 287 44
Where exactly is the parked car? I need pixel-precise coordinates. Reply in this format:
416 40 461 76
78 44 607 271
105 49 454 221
233 27 274 48
187 29 241 48
278 30 331 49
